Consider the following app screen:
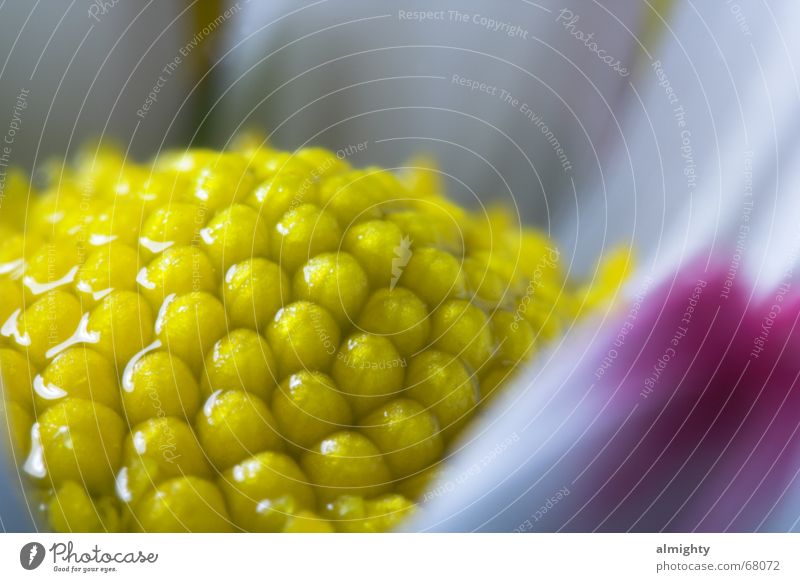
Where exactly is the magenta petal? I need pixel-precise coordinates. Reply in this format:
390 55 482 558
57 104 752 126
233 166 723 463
412 264 800 532
571 268 800 531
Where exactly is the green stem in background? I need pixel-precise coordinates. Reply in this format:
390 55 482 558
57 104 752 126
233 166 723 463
191 0 225 147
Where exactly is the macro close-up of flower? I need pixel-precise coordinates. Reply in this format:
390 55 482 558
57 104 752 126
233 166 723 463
0 2 799 577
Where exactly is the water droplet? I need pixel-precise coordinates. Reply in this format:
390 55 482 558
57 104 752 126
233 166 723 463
121 339 162 392
22 423 46 479
153 293 177 334
44 313 100 360
1 308 31 346
89 233 117 246
132 431 147 455
0 259 24 276
23 265 78 296
202 389 223 418
136 266 156 290
32 374 67 401
115 466 132 503
199 227 215 246
139 236 174 255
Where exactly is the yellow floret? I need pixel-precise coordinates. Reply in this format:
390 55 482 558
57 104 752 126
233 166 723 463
245 149 315 182
87 200 144 247
1 400 33 457
490 310 535 364
75 243 140 306
201 329 278 401
21 241 82 300
0 169 34 229
222 258 290 330
387 209 463 254
246 172 320 228
405 350 478 440
0 348 36 410
430 299 494 371
576 245 634 312
360 399 443 479
463 255 514 307
121 350 199 425
360 168 408 207
402 155 443 198
132 476 233 532
282 510 335 533
48 481 120 533
293 252 369 327
399 246 467 308
518 292 564 343
27 190 85 241
322 494 416 533
479 361 516 402
342 219 404 287
331 333 405 417
118 417 211 504
35 347 121 412
137 246 216 307
396 465 444 501
301 430 392 502
0 228 33 270
319 172 383 226
185 154 257 212
200 204 270 271
138 203 207 259
0 279 23 324
196 389 283 470
295 146 350 178
32 398 125 494
270 204 342 273
266 301 341 378
154 291 227 371
7 290 83 367
271 370 353 450
220 450 316 532
357 288 430 357
87 290 154 368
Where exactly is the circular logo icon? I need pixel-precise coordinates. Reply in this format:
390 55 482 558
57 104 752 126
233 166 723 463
19 542 46 570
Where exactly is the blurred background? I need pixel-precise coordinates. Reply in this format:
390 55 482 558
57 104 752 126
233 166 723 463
2 0 800 532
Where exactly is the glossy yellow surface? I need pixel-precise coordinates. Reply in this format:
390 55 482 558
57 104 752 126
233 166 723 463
138 246 216 307
0 142 627 532
196 389 283 469
220 451 316 532
121 350 199 425
118 417 212 506
357 287 430 357
49 481 121 533
266 301 341 378
331 332 405 417
201 329 278 401
201 204 270 271
301 431 392 502
222 257 290 331
271 370 352 450
34 398 125 495
293 252 369 326
154 291 226 371
132 476 233 533
36 347 121 412
360 399 443 479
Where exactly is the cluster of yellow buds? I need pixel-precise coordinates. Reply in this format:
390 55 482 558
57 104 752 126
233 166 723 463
0 138 628 532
